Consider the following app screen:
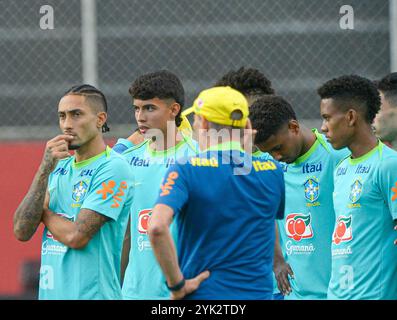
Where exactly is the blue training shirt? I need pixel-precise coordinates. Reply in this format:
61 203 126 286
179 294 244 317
156 141 285 300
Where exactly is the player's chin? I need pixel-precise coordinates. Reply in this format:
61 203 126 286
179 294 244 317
328 139 344 150
68 143 81 150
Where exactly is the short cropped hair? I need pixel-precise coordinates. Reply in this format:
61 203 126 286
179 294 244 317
64 84 110 133
214 67 275 102
376 72 397 107
317 75 381 123
249 95 297 144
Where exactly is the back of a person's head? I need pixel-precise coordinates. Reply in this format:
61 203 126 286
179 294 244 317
317 74 381 124
377 72 397 107
250 95 297 144
214 67 275 102
129 70 185 126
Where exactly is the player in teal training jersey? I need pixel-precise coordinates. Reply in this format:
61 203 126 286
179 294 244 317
120 70 199 300
13 85 134 299
318 75 397 300
250 95 349 300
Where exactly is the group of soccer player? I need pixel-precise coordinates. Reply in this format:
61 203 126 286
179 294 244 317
13 67 397 300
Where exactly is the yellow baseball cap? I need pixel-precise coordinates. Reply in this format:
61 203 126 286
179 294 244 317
178 114 192 137
182 86 249 128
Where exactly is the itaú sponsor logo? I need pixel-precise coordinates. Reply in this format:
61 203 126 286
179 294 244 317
285 240 315 256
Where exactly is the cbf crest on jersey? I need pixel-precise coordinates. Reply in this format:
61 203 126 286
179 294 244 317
72 180 88 202
349 179 363 203
304 177 320 203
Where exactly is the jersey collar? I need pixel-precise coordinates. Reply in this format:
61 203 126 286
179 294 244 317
72 146 111 169
204 140 244 152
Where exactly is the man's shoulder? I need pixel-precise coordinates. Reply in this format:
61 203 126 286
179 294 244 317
377 143 397 171
95 149 133 174
121 140 149 158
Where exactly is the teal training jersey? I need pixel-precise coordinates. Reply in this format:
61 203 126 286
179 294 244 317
328 142 397 300
278 129 349 300
39 147 134 300
121 136 199 299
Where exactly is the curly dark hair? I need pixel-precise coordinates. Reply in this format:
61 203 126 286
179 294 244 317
376 72 397 107
317 75 381 123
249 95 297 144
214 67 275 102
129 70 184 127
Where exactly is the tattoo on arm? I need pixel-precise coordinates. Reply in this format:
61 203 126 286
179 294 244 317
75 209 109 240
13 171 50 241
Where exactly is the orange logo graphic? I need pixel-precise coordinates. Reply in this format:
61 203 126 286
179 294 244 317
96 180 116 200
111 181 128 208
160 171 179 196
392 182 397 202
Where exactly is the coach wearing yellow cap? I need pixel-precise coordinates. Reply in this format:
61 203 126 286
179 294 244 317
149 86 285 300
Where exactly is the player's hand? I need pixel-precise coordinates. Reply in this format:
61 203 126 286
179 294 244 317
170 270 210 300
274 260 294 296
41 135 73 173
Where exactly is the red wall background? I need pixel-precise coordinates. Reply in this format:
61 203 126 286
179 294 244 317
0 141 45 296
0 139 115 296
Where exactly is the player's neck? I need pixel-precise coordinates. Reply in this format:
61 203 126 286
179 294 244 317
299 126 316 156
74 135 107 162
150 127 182 152
348 128 378 159
204 135 241 150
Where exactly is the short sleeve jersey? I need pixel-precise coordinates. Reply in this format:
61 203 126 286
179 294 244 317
113 138 135 154
156 141 285 300
328 142 397 300
278 129 350 300
121 136 199 299
39 147 134 300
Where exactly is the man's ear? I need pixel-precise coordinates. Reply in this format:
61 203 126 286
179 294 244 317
288 119 300 134
201 116 209 130
170 102 181 118
97 111 107 129
346 109 357 127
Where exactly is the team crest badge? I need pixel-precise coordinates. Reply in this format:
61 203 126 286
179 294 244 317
72 180 88 202
349 179 363 203
304 177 320 202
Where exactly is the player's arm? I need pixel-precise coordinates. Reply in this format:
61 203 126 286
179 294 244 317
273 222 293 295
41 208 108 249
149 204 209 300
127 130 144 145
13 135 72 241
120 216 131 286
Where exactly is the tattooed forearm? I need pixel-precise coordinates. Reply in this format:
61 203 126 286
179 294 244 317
75 209 109 240
13 169 50 241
